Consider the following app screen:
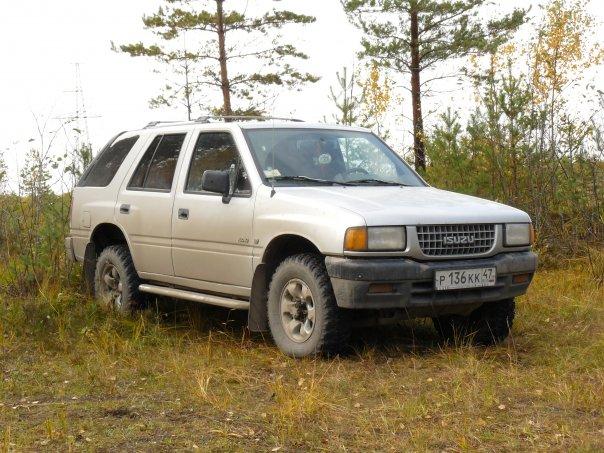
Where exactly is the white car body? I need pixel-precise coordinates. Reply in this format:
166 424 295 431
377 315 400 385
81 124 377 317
67 119 536 334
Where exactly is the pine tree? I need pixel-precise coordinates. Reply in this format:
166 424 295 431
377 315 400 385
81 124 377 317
117 0 319 117
329 67 361 126
342 0 527 171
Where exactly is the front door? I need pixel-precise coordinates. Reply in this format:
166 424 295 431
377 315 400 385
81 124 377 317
116 131 190 279
171 130 255 295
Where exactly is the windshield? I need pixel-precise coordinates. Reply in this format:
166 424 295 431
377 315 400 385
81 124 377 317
242 128 425 187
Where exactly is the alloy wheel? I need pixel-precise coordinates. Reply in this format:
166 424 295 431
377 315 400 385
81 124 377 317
280 278 316 343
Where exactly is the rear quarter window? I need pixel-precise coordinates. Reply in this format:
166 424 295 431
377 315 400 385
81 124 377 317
78 135 140 187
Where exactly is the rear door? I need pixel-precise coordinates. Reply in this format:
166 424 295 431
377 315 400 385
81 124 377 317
171 129 255 295
116 131 191 279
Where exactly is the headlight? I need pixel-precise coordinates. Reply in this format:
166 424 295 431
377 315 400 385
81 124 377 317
344 226 406 251
504 223 534 246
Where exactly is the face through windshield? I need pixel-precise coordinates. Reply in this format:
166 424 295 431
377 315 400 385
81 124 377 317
242 128 425 187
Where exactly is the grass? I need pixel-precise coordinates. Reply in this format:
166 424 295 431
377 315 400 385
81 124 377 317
1 262 602 451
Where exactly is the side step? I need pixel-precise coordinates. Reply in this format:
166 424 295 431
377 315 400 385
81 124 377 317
138 284 249 310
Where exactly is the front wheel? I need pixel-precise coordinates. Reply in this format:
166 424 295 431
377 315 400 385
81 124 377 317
432 298 515 346
267 254 350 358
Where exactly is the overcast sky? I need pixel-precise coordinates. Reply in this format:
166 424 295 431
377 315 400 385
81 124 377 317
1 0 602 191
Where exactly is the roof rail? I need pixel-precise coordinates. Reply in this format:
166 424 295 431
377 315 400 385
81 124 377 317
143 120 193 129
143 116 304 129
195 115 304 123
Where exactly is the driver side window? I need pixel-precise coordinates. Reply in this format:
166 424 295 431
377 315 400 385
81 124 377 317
185 132 251 194
338 137 397 177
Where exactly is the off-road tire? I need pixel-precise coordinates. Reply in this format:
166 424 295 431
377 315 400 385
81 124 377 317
267 253 351 358
433 298 515 346
94 244 143 315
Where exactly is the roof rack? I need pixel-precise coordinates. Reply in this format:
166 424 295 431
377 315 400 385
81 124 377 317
143 120 188 128
143 116 304 129
196 115 304 123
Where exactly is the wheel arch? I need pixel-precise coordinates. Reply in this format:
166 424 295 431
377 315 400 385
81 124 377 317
248 234 323 332
90 222 130 253
83 222 133 294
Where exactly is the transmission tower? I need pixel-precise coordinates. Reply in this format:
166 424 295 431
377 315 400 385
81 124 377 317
56 63 100 148
53 63 101 185
73 63 90 148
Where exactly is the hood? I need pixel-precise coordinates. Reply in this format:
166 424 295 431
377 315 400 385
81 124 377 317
277 186 530 225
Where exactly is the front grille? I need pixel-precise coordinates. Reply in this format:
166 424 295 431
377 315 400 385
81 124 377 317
417 224 495 256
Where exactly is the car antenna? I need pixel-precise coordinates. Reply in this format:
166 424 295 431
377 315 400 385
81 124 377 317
270 117 276 197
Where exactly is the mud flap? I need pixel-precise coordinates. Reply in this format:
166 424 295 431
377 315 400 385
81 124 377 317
248 263 269 332
83 242 97 296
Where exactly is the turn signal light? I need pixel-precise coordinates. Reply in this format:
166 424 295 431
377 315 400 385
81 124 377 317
344 227 368 251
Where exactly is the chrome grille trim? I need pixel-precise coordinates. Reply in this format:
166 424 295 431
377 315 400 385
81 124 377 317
417 224 496 257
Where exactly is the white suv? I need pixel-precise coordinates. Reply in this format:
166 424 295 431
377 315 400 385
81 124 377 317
66 117 537 357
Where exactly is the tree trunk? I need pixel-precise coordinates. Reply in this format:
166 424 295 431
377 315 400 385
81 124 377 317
216 0 232 116
409 8 426 171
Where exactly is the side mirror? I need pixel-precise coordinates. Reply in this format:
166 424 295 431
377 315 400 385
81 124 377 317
201 170 231 202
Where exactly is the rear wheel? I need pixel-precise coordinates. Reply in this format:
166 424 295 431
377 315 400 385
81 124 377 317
267 254 350 357
432 298 515 345
94 244 143 315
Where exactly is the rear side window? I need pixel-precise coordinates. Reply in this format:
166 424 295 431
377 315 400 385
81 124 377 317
128 134 185 191
186 132 251 194
78 135 139 187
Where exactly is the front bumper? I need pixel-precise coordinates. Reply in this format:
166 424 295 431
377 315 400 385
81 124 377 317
325 252 537 312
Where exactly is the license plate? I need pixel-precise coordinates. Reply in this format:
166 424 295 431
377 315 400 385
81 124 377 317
434 267 496 291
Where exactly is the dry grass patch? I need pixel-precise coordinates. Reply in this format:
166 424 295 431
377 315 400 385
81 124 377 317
1 260 602 451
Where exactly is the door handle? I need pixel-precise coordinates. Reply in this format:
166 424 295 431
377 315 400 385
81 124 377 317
178 208 189 220
120 204 130 214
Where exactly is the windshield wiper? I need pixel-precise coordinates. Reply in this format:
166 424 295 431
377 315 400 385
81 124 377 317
348 178 408 186
271 175 353 186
